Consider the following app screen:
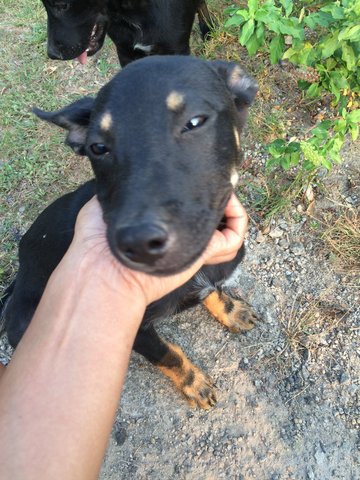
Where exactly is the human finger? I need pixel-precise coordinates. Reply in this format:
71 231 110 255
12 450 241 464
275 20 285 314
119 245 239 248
204 194 248 265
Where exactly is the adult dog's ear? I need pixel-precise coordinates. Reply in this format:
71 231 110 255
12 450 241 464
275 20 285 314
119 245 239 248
211 61 258 129
33 97 94 155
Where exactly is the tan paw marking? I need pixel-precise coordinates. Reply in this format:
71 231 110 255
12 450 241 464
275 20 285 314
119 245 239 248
203 291 257 333
158 343 216 409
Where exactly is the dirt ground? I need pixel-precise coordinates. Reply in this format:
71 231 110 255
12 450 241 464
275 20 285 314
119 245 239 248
96 146 359 480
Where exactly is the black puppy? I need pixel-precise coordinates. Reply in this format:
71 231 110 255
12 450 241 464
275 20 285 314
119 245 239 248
1 56 258 408
41 0 213 66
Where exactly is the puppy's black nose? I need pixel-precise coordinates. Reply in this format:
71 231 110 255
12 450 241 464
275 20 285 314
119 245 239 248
115 223 169 264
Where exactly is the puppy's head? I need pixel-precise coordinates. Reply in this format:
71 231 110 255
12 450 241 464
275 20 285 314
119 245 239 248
41 0 107 62
34 56 257 275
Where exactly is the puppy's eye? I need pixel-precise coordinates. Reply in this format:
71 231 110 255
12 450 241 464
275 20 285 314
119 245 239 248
181 115 208 133
90 143 109 156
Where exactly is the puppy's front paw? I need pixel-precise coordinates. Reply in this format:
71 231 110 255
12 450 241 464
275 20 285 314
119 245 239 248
181 367 217 410
158 343 216 409
203 290 258 333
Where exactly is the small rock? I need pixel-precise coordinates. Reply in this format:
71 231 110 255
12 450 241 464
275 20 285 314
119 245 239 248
279 238 289 248
256 231 266 243
297 204 305 213
338 371 349 384
290 242 305 256
114 427 127 446
269 227 284 239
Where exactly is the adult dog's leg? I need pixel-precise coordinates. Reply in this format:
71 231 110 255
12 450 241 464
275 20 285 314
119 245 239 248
133 325 216 409
202 290 257 333
197 1 215 39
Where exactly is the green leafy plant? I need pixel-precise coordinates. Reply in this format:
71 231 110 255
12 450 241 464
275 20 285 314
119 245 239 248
225 0 360 172
225 0 303 63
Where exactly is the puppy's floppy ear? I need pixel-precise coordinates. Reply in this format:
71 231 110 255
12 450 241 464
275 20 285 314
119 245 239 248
211 61 258 128
33 97 94 155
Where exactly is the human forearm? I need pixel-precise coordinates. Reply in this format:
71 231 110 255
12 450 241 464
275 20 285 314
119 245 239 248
0 250 145 480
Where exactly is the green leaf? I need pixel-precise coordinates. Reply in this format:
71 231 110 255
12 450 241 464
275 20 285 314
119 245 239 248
279 0 293 17
306 83 321 98
256 22 265 40
325 58 337 71
287 141 301 153
248 0 259 17
338 25 360 42
280 155 291 170
312 122 332 140
239 19 255 45
223 7 240 15
246 32 262 56
320 5 345 20
304 12 332 29
334 118 347 134
225 15 246 28
289 151 300 166
342 43 356 71
328 148 342 163
349 123 359 141
270 35 285 64
321 157 332 170
329 71 350 90
268 139 286 157
347 109 360 123
254 7 268 23
329 81 341 102
266 157 280 169
278 18 303 39
321 34 340 59
283 43 313 65
333 135 345 152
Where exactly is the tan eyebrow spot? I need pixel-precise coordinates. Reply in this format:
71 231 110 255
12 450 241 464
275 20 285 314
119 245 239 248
233 126 240 150
100 112 113 131
166 91 185 111
229 66 243 85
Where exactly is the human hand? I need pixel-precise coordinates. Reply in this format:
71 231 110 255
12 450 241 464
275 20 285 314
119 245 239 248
70 194 248 305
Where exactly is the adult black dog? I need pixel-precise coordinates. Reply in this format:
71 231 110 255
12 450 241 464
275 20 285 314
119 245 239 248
41 0 213 66
1 56 258 408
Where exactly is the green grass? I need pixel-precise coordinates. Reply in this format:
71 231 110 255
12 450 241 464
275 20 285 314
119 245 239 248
0 0 114 292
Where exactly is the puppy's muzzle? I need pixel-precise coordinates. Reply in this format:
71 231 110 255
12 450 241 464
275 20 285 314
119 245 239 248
115 222 170 265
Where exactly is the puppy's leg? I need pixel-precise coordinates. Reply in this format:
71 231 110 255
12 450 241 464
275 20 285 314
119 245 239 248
202 290 257 333
2 292 38 349
133 325 216 409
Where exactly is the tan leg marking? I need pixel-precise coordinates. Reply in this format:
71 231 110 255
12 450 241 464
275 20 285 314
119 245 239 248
203 291 257 333
158 343 216 409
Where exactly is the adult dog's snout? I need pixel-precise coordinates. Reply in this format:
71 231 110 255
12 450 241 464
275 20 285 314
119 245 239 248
47 43 64 60
115 222 170 265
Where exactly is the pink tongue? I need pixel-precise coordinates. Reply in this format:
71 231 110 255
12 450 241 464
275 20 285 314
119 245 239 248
77 50 88 65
